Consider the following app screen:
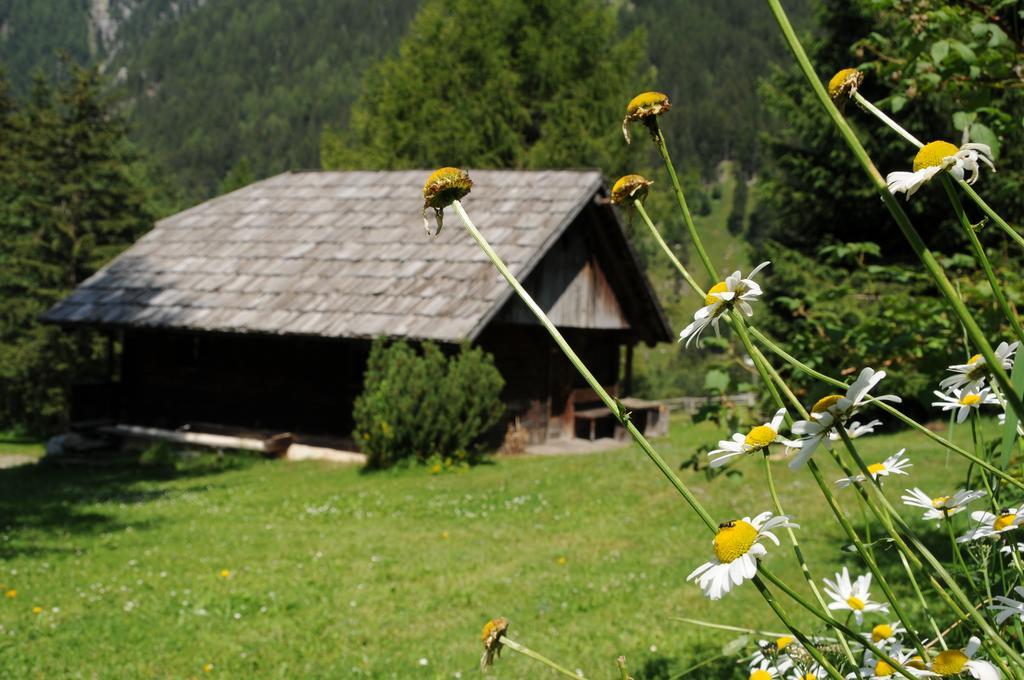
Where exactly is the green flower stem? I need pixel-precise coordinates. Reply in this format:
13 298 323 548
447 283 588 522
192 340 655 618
452 199 718 532
730 316 891 671
747 323 1024 494
896 548 947 649
754 570 921 680
670 617 788 638
851 90 1024 253
500 637 585 679
958 180 1024 252
765 0 1024 423
944 512 980 596
452 199 843 667
748 577 846 680
803 459 930 660
836 428 1024 670
634 199 704 297
650 120 719 283
851 92 923 147
941 174 1024 346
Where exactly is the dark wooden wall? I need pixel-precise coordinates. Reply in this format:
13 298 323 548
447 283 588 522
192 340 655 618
119 329 368 436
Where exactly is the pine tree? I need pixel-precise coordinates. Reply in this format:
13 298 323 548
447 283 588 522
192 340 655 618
0 61 153 433
321 0 651 174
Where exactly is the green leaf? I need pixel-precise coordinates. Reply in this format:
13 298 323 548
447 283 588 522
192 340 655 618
1000 352 1024 470
930 40 949 64
890 95 907 113
721 635 749 656
949 40 977 64
968 122 1000 159
953 111 975 131
704 368 730 394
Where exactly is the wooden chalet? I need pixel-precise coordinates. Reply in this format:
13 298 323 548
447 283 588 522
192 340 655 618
44 170 672 447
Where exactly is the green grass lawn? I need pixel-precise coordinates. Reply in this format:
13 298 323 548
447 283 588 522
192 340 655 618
0 432 44 459
0 416 990 679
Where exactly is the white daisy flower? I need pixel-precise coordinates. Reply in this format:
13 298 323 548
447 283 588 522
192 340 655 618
928 636 1000 680
823 567 889 625
931 387 1000 423
789 667 826 680
887 140 995 199
958 507 1024 543
708 409 793 467
749 660 782 680
836 448 911 488
686 512 797 600
999 542 1024 557
989 586 1024 625
866 621 906 647
940 342 1018 393
852 646 936 679
679 262 770 348
788 368 900 469
828 419 882 442
750 637 797 674
901 488 986 521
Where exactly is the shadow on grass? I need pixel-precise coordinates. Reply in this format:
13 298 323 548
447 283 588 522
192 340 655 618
0 450 260 559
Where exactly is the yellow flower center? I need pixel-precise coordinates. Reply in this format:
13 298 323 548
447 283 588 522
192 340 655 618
871 623 894 641
967 353 983 364
913 141 959 172
745 425 777 449
847 596 866 610
750 671 773 680
867 463 886 475
908 656 926 670
812 394 843 414
874 659 895 676
705 281 729 306
931 649 968 675
931 496 951 508
994 512 1017 531
610 174 653 205
422 167 473 209
481 617 508 643
827 68 861 97
626 91 670 116
776 636 794 651
959 393 982 406
713 520 758 563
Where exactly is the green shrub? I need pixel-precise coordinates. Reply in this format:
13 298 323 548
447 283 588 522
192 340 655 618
353 339 505 469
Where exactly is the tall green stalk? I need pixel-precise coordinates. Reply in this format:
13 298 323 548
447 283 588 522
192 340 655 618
764 0 1024 423
649 121 718 282
940 174 1024 346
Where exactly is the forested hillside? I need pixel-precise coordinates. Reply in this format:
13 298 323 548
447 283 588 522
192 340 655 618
1 0 810 205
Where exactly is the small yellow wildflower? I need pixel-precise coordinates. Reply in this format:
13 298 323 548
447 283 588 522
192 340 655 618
556 556 568 566
422 167 473 236
220 569 231 579
621 91 671 143
441 531 449 539
5 589 16 599
32 606 43 614
827 68 863 101
203 662 215 673
610 174 654 205
480 617 509 670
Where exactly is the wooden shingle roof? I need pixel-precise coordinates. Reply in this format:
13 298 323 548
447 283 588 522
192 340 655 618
44 170 669 343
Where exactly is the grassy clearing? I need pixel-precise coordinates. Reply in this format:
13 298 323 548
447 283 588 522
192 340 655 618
0 432 44 459
0 415 988 678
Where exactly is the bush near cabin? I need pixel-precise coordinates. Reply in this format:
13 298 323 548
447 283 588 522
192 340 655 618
353 339 505 469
